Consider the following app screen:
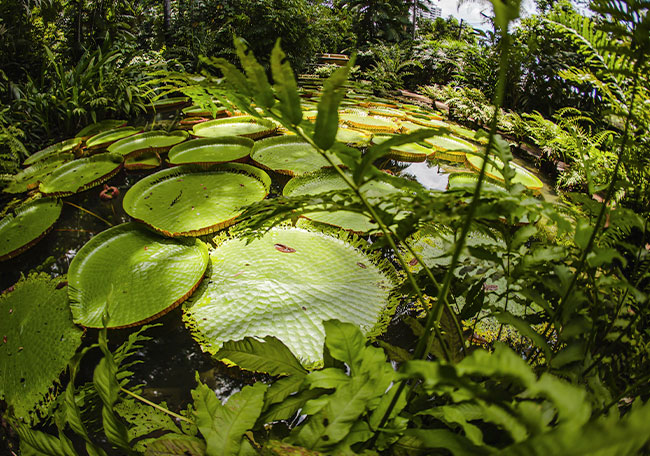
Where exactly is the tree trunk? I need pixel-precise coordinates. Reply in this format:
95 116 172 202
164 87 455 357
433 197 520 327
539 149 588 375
163 0 172 45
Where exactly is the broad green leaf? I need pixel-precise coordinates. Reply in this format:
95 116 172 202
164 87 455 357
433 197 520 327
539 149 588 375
263 375 306 409
193 381 266 456
215 336 307 377
305 368 351 389
322 320 366 374
208 57 253 98
261 388 325 423
234 37 275 109
418 405 484 445
400 429 490 456
270 40 302 125
494 313 551 360
313 59 354 150
144 435 206 456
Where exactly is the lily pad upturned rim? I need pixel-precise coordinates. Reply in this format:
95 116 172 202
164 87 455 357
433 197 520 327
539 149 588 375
38 153 124 197
167 136 254 166
68 222 209 329
24 138 83 166
465 153 544 191
147 96 192 112
122 163 271 237
3 153 75 194
183 224 400 369
371 134 433 162
191 116 277 140
86 126 142 150
77 119 127 139
107 130 189 158
124 151 162 171
339 114 399 133
0 197 62 261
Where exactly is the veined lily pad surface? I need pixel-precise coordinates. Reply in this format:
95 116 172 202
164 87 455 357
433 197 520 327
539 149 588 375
123 163 271 237
466 154 544 191
283 169 402 233
3 153 74 194
38 153 123 196
335 127 371 146
86 126 141 150
0 198 62 261
107 130 189 158
0 274 82 423
184 226 398 367
24 138 82 166
68 222 209 328
192 116 276 139
339 113 398 133
168 137 254 165
250 136 342 176
77 119 126 138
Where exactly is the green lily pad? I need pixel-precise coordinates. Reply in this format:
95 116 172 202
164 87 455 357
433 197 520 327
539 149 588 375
283 168 402 233
425 135 478 163
371 135 433 162
38 153 123 196
368 107 407 119
339 114 398 133
123 163 271 237
250 136 343 176
3 153 74 194
466 154 543 191
147 96 191 112
182 104 228 118
0 198 62 261
406 116 448 129
68 222 209 328
335 127 371 146
183 226 398 368
24 138 82 166
86 126 141 150
168 137 254 166
107 131 189 159
192 116 276 139
77 120 127 139
124 151 161 171
0 273 83 424
447 172 506 192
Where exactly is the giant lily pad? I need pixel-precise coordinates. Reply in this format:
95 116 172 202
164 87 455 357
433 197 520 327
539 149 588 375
3 153 74 194
466 154 544 191
123 163 271 237
107 131 189 159
77 120 127 139
38 153 123 196
192 116 276 140
24 138 82 166
335 127 371 146
371 135 433 162
168 137 254 166
124 151 161 171
183 226 398 367
0 198 62 261
147 96 191 112
283 168 402 233
68 222 209 328
339 114 398 133
86 126 141 150
250 136 342 176
425 135 478 162
0 273 82 423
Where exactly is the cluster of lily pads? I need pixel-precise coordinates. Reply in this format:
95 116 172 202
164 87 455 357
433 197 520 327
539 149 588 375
0 88 544 423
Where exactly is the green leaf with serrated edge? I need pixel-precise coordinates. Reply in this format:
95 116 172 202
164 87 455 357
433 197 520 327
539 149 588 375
313 58 355 150
261 388 325 423
305 368 351 389
193 381 265 456
207 57 253 99
270 40 302 125
263 375 305 409
234 37 275 109
144 435 206 456
400 429 490 456
494 312 551 361
354 128 446 185
215 336 307 377
322 320 366 374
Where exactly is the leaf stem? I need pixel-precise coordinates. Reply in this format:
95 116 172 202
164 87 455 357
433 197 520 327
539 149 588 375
120 387 195 424
64 201 113 227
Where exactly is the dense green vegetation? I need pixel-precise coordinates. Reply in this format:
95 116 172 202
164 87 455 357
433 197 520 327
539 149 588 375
1 0 650 454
